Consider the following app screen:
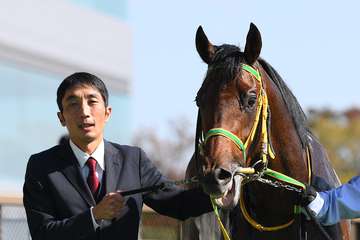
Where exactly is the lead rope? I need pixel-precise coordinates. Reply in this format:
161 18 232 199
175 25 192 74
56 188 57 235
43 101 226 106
211 198 232 240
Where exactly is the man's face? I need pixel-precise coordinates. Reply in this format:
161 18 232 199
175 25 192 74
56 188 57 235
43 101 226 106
57 85 111 147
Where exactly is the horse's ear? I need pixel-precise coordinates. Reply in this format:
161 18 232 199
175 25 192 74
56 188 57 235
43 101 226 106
196 26 216 64
244 23 262 65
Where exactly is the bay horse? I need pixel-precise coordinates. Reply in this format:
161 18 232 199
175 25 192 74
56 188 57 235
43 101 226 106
182 23 350 240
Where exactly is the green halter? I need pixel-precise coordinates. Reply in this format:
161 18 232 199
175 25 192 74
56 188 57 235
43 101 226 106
204 128 247 162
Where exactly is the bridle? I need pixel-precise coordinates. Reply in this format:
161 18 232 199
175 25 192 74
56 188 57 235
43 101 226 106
195 63 275 179
194 62 309 237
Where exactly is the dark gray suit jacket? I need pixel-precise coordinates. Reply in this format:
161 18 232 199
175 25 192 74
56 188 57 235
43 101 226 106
23 140 211 240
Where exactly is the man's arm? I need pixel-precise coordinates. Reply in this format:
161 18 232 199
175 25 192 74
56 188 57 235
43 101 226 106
23 156 124 240
307 176 360 225
138 148 212 220
23 167 95 240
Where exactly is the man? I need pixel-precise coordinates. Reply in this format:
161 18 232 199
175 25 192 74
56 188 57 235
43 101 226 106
305 176 360 225
23 72 212 240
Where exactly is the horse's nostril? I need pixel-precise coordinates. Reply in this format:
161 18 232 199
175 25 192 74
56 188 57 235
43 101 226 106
214 168 232 181
201 167 233 195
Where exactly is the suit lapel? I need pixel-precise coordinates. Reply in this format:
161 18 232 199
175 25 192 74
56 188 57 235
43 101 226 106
104 141 123 193
60 143 96 206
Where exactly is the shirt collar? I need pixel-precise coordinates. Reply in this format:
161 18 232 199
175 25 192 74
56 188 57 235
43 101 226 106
69 139 105 170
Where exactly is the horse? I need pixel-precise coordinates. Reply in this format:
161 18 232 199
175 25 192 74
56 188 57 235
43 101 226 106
182 23 351 240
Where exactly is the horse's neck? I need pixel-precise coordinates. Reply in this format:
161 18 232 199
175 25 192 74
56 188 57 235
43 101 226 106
238 75 309 226
265 77 308 182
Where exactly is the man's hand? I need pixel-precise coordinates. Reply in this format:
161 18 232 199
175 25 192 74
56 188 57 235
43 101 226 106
92 192 124 221
301 184 317 206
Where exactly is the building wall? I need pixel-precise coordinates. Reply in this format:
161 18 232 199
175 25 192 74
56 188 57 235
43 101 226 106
67 0 128 19
0 0 132 194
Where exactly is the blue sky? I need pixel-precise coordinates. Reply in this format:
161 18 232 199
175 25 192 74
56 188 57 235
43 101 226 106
129 1 360 136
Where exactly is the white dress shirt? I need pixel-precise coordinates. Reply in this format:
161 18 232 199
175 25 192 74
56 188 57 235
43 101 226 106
69 139 105 184
69 139 105 230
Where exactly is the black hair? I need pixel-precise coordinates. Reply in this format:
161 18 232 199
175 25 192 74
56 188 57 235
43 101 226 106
58 135 69 145
56 72 109 112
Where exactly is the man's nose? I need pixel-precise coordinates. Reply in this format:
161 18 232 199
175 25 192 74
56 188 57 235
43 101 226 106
79 101 91 117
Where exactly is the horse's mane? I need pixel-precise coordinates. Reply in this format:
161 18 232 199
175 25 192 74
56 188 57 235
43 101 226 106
197 44 310 148
258 58 310 148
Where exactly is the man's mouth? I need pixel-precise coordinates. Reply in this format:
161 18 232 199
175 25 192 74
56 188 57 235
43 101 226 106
78 123 95 131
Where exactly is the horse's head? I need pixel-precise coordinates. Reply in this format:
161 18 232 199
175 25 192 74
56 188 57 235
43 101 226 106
195 23 265 209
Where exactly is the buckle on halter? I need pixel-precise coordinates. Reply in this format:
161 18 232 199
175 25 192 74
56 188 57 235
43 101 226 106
252 159 267 175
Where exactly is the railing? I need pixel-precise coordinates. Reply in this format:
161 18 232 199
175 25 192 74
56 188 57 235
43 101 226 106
0 195 181 240
4 194 359 240
0 195 30 240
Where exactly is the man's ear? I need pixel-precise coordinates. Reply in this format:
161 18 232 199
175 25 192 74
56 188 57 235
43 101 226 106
105 106 112 122
57 112 66 126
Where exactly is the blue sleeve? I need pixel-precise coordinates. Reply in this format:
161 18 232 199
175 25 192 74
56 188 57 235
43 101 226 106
317 175 360 225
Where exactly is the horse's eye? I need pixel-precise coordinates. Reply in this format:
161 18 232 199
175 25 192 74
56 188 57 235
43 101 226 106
247 95 257 107
242 93 257 112
240 92 257 111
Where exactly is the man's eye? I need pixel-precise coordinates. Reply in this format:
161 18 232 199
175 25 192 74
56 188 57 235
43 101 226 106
89 99 98 104
69 101 78 106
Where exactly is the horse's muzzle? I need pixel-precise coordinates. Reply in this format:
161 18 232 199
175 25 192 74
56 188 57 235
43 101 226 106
201 167 233 197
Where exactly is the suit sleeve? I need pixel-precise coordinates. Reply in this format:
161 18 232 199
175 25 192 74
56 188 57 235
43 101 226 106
317 175 360 225
23 155 95 240
138 148 212 220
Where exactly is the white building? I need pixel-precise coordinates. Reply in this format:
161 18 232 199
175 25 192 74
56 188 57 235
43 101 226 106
0 0 132 195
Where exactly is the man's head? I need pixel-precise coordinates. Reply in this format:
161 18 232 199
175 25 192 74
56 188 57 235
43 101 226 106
57 72 109 112
57 72 112 150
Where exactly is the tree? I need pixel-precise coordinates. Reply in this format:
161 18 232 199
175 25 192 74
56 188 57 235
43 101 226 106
308 107 360 182
132 117 194 179
132 107 360 183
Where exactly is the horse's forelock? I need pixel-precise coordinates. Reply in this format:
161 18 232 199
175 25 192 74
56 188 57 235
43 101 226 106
212 44 242 64
197 44 245 102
